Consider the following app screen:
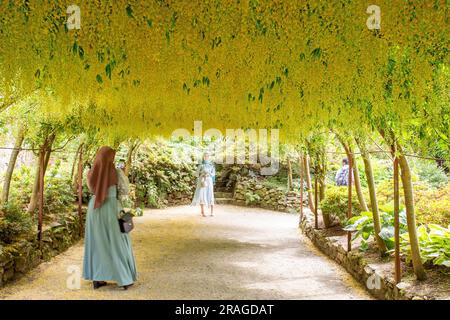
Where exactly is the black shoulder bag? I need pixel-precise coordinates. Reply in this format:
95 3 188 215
118 210 134 233
117 187 134 233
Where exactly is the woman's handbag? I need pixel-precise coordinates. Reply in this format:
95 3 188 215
118 210 134 233
117 186 134 233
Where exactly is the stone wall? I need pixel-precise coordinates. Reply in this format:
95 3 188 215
233 178 306 212
0 212 84 287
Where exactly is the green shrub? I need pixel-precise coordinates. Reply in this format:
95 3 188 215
320 186 361 223
414 184 450 226
244 191 261 205
44 178 75 214
9 166 34 209
130 142 197 207
9 163 74 215
0 203 33 244
376 180 449 226
147 181 162 209
344 205 408 252
400 224 450 268
413 160 449 189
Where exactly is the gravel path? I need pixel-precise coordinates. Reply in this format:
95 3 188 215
0 205 371 300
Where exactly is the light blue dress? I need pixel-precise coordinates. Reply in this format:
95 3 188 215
83 185 137 286
191 162 215 207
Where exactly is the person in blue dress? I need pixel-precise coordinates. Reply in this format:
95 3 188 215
83 146 137 290
191 153 216 217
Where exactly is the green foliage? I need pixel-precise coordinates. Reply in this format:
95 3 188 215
0 203 33 244
146 181 162 209
9 166 33 208
9 162 74 215
320 186 360 223
263 175 288 190
400 224 450 268
130 141 197 207
344 205 408 252
376 179 449 226
44 160 75 214
414 184 450 226
413 160 449 189
244 191 261 206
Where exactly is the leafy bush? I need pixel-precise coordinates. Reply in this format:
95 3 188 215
414 184 450 226
146 180 162 209
244 191 261 205
413 160 449 189
400 224 450 267
130 141 197 207
320 186 361 223
344 205 408 251
376 180 449 226
0 203 33 244
9 166 34 209
9 162 74 215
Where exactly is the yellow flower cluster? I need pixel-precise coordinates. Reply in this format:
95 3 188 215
0 0 447 142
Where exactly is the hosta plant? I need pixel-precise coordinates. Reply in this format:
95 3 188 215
400 224 450 268
343 205 408 252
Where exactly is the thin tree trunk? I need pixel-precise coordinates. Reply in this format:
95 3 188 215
317 149 332 227
27 134 55 214
378 129 426 280
287 158 293 191
337 135 369 212
318 149 326 201
71 143 85 191
124 141 140 177
71 143 83 185
396 143 427 280
303 154 315 213
356 137 387 254
1 127 25 204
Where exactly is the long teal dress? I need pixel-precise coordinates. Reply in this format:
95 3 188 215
83 185 137 286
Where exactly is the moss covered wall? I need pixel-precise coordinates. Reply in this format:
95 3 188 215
0 212 84 287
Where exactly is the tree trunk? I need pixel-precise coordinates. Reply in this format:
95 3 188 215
71 143 83 185
287 158 293 191
396 143 427 280
124 141 140 177
27 134 55 214
1 127 25 204
378 129 426 280
71 143 84 191
337 136 369 212
356 137 387 254
318 149 327 201
317 149 332 227
303 154 315 213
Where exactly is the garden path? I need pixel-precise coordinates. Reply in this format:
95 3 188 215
0 205 371 299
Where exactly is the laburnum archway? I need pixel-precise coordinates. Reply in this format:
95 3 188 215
0 0 448 283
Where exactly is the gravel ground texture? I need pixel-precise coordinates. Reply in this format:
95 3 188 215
0 205 371 300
